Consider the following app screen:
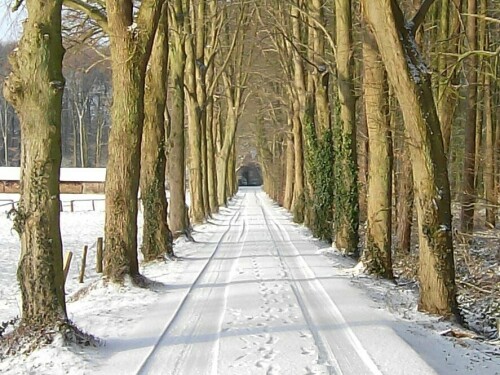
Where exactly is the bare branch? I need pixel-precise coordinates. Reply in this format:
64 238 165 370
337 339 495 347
462 13 500 25
292 5 336 58
135 0 166 55
63 0 109 34
411 0 438 33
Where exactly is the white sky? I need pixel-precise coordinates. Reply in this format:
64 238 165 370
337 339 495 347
0 1 25 42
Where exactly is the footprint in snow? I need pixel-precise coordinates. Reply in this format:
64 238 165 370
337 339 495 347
301 346 315 355
299 330 313 339
267 337 278 345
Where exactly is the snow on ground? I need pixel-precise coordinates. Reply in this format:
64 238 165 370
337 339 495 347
1 188 499 374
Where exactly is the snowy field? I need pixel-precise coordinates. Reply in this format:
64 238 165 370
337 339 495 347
0 188 499 374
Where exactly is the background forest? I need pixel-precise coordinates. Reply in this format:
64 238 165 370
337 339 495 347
0 0 499 348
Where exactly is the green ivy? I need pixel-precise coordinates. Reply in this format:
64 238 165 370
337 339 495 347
303 104 335 241
332 105 359 254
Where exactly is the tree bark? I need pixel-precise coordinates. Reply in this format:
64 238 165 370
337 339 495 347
185 5 205 224
362 0 459 318
436 0 461 156
334 0 359 254
103 0 165 282
484 52 496 228
362 22 393 279
140 5 173 261
283 121 295 210
460 0 478 233
395 117 414 254
194 0 210 218
167 0 189 237
3 0 67 325
289 3 306 223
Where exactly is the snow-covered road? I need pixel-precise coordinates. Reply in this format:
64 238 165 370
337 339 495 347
1 187 499 374
98 187 499 375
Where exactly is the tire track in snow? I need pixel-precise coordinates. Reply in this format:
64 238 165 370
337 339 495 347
135 195 247 375
257 193 383 375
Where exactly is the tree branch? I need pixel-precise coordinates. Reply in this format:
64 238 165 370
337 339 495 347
411 0 438 33
390 0 407 34
135 0 166 54
462 13 500 25
63 0 109 34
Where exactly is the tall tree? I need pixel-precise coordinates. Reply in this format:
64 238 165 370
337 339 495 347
167 0 189 237
289 1 306 223
361 21 393 278
334 0 359 255
460 0 479 233
64 0 166 279
140 4 174 261
436 0 462 155
184 0 205 223
3 0 67 326
362 0 459 318
103 0 165 281
216 2 252 205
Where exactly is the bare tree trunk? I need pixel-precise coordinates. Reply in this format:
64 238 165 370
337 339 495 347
362 22 393 278
334 0 359 254
283 121 295 210
363 0 459 318
216 108 238 205
194 0 210 218
436 0 461 155
484 46 496 228
0 100 9 166
460 0 478 233
95 116 104 167
167 0 189 237
395 127 414 254
72 113 78 167
103 0 165 282
206 94 218 213
185 0 205 223
76 108 88 167
3 0 67 325
140 5 173 261
289 3 306 223
291 98 305 222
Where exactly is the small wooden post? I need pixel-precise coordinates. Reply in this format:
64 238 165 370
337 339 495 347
92 200 96 211
63 251 73 285
96 237 103 273
79 245 88 283
70 201 74 212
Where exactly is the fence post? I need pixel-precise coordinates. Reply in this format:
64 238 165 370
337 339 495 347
96 237 103 273
70 201 74 212
63 251 73 285
79 245 88 283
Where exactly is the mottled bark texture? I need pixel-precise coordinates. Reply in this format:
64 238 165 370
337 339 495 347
3 0 67 325
362 22 393 279
363 0 459 318
104 0 165 282
140 5 174 261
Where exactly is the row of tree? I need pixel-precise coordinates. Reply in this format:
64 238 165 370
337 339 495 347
254 0 499 323
3 0 253 335
2 0 498 337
